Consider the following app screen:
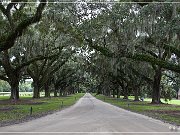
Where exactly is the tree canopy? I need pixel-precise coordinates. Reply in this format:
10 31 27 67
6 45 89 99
0 0 179 104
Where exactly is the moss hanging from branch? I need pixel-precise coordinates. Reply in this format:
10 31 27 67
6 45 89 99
0 0 47 51
128 53 180 73
89 44 180 73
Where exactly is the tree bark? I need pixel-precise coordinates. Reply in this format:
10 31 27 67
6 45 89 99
134 86 139 101
59 89 63 97
33 81 40 98
176 89 179 99
1 51 20 101
54 90 58 97
176 91 179 99
151 67 162 104
9 79 19 101
113 89 115 98
117 87 120 98
54 85 58 97
44 82 50 97
123 86 129 99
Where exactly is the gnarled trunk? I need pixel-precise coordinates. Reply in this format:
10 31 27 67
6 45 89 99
10 80 19 101
2 51 20 101
8 73 20 101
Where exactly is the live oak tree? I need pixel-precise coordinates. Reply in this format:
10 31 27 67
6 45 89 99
0 36 51 100
0 0 47 100
27 55 70 98
52 57 83 97
68 3 180 103
0 1 179 104
25 30 75 98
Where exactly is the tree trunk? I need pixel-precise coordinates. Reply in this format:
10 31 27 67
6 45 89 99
54 90 57 97
113 89 115 98
1 51 20 101
123 86 129 99
54 84 58 97
117 87 120 98
10 81 19 101
107 89 111 97
33 81 40 98
176 90 179 99
44 82 50 97
71 88 75 94
59 89 63 97
152 67 162 104
63 91 67 96
134 86 139 101
9 75 20 101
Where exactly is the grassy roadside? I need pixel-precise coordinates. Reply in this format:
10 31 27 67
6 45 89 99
95 94 180 126
0 93 84 126
128 96 180 105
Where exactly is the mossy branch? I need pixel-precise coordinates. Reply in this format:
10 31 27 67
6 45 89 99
89 44 180 73
128 53 180 73
0 0 47 51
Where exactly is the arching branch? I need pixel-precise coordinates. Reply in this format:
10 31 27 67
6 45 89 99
0 0 47 51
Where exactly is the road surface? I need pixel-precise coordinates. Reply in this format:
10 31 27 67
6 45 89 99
0 93 179 135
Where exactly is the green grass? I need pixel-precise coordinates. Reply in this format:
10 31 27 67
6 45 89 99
0 93 84 124
95 94 180 126
0 96 10 100
167 99 180 105
128 96 180 105
0 96 32 100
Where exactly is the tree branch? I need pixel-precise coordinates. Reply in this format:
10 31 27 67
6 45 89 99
15 53 59 71
0 3 7 16
0 75 8 82
0 0 47 51
128 53 180 73
89 44 180 73
136 46 158 58
145 36 180 58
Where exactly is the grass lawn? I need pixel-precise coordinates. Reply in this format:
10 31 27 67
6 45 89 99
0 93 84 126
0 96 11 100
128 96 180 105
95 94 180 126
0 96 32 100
167 100 180 105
